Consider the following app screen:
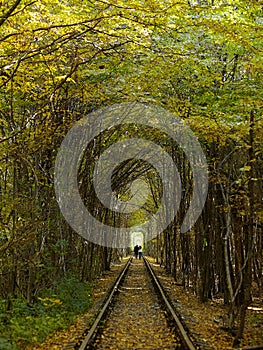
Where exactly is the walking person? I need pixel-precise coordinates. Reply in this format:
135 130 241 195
134 245 139 259
138 246 143 260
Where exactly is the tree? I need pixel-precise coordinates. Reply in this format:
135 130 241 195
0 0 262 346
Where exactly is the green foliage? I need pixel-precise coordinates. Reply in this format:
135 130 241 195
44 274 92 313
0 276 92 347
0 0 262 346
0 338 19 350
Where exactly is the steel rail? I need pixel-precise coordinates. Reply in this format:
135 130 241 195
79 257 133 350
144 257 196 350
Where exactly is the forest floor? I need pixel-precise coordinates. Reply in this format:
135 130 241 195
92 258 180 349
148 258 263 350
27 256 263 350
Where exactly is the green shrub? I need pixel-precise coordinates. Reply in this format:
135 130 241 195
0 276 92 348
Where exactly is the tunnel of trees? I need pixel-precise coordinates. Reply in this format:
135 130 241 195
0 0 262 347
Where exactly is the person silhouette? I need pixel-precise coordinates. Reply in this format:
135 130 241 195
134 245 139 259
138 246 143 259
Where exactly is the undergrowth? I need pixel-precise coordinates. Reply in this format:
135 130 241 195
0 275 92 349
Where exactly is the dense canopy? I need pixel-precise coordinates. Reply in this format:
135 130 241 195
0 0 262 348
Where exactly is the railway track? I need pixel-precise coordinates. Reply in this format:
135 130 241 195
76 256 196 350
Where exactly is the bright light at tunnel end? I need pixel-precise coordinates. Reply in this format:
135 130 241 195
54 102 208 248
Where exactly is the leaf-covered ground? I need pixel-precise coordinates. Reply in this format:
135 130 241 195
93 258 180 349
148 257 263 350
26 259 130 350
27 257 262 350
